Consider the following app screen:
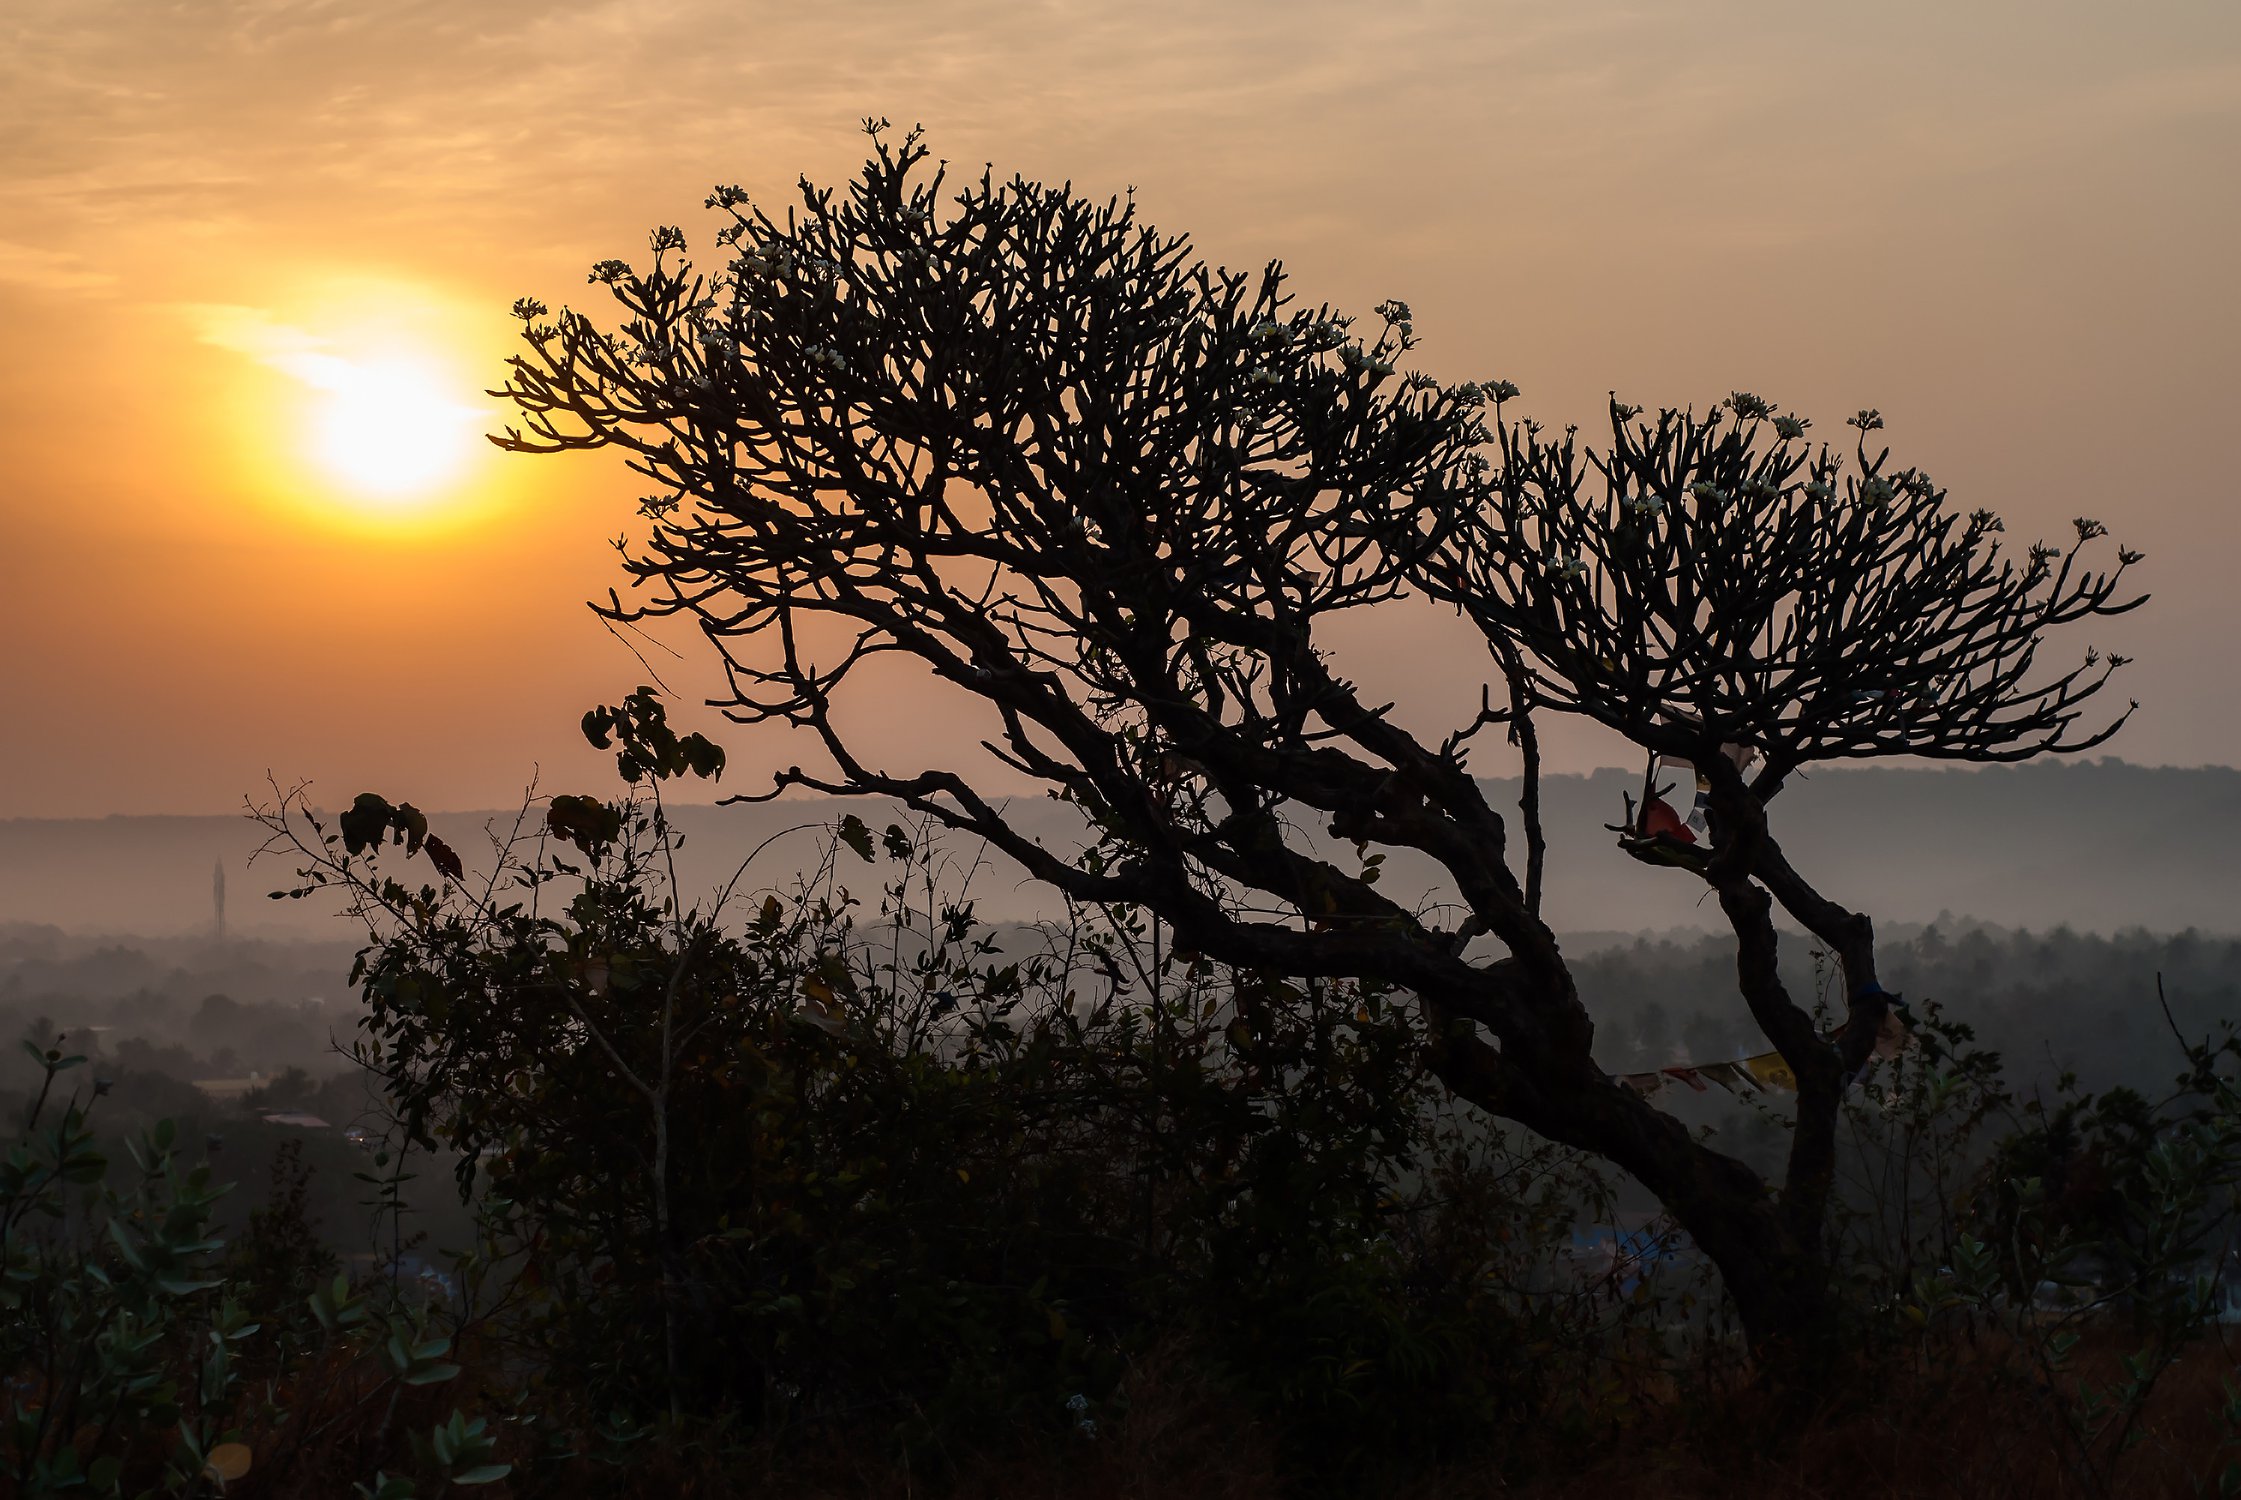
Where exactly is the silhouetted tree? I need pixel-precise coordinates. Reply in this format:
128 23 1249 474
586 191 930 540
492 123 2143 1368
1411 391 2144 1348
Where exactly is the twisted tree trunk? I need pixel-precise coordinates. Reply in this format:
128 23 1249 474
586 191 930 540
1424 966 1845 1379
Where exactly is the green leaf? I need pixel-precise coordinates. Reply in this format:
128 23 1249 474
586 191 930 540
60 1149 108 1184
157 1277 222 1297
106 1218 147 1271
452 1465 512 1486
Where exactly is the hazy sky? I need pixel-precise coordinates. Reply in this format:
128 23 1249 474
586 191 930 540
2 0 2235 818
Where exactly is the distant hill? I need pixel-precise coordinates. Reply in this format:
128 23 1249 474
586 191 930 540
0 760 2232 940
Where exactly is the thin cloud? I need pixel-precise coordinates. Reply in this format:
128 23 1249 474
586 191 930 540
0 240 115 293
179 302 356 390
178 302 484 441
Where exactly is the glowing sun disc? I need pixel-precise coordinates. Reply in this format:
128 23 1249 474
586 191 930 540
310 357 481 497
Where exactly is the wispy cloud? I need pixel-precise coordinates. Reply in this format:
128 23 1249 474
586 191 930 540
0 240 115 293
180 301 483 441
181 301 359 389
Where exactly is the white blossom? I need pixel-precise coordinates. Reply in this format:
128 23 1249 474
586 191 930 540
1546 552 1588 582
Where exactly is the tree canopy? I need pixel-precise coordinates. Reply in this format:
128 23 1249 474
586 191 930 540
493 123 2146 1363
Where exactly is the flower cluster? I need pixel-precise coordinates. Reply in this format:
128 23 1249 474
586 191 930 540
734 245 801 279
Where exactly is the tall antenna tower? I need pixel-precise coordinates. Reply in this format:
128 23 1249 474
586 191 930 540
212 859 226 943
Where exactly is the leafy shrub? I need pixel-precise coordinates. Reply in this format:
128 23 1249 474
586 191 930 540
255 723 1630 1479
0 1042 509 1499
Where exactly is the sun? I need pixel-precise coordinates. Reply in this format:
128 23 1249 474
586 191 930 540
308 355 482 499
194 281 513 531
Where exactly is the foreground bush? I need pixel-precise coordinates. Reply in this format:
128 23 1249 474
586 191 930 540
12 713 2227 1491
231 733 2241 1492
0 1044 508 1498
255 751 1655 1484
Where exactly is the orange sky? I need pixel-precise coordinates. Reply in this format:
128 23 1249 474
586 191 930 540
2 0 2236 818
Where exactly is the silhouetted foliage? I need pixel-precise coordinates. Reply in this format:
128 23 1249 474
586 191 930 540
490 126 2145 1367
3 766 2226 1495
254 754 1652 1482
